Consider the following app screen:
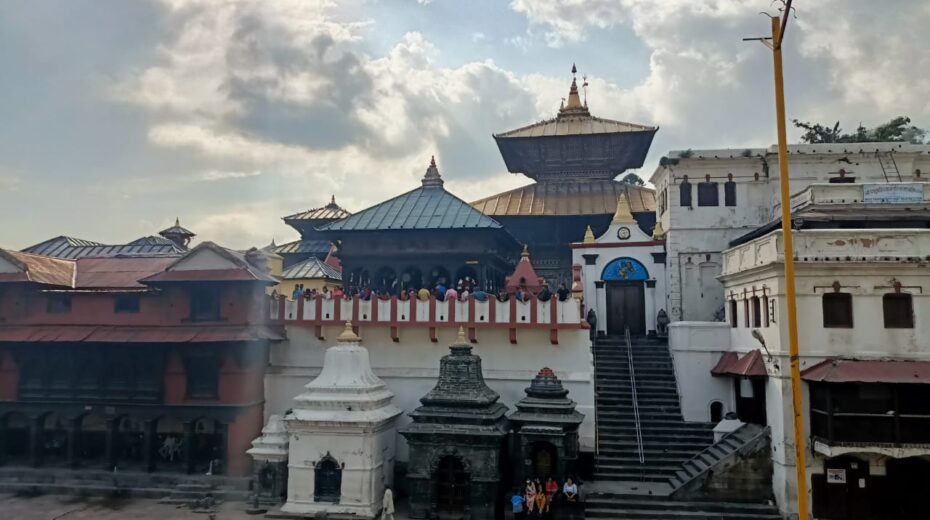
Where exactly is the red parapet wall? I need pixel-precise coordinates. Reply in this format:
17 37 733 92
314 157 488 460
270 295 588 345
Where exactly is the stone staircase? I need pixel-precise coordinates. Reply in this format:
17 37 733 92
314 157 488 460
593 335 715 482
669 423 771 497
589 335 780 519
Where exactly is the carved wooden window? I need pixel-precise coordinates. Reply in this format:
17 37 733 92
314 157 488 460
697 182 719 207
724 180 737 206
314 455 342 503
883 293 914 328
822 293 853 328
189 286 221 322
751 296 762 328
46 294 71 314
728 300 738 328
679 177 692 207
114 294 140 313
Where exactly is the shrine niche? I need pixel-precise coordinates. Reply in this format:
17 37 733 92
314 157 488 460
400 328 509 519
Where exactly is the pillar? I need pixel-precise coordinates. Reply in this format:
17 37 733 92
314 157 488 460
217 422 228 475
645 279 657 337
183 420 195 474
142 420 157 472
104 417 119 470
29 415 44 467
66 417 81 469
594 281 607 336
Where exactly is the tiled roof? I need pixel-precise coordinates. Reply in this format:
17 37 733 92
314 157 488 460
273 239 332 255
0 250 75 287
281 257 342 281
471 180 656 216
495 114 656 138
74 257 177 289
283 195 351 222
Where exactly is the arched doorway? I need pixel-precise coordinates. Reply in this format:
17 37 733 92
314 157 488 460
602 257 649 336
886 457 930 518
428 266 451 289
530 442 557 480
156 416 185 472
373 266 397 294
454 266 479 292
42 412 69 465
314 454 342 503
78 414 108 466
435 456 469 515
709 401 725 423
116 416 145 469
399 266 423 291
191 418 223 474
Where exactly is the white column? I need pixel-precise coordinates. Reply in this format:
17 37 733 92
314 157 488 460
595 282 608 335
645 279 657 335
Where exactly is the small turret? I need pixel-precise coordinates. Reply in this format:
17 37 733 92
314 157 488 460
158 218 196 249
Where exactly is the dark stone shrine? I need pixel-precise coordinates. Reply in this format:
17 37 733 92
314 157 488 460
509 367 584 484
400 329 509 519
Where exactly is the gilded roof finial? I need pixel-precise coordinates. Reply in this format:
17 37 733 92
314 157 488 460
521 244 530 261
571 63 577 78
611 192 637 225
175 217 180 227
456 326 467 344
430 155 436 168
337 321 360 342
560 64 588 116
583 225 596 244
422 155 444 188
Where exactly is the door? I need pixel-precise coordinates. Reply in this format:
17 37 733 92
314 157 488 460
886 457 930 519
532 443 556 479
606 282 645 335
436 456 469 515
813 456 870 520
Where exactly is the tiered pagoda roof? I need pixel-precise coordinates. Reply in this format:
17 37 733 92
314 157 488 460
282 195 352 223
509 367 584 433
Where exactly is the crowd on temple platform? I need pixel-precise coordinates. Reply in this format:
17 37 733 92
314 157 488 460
277 280 572 304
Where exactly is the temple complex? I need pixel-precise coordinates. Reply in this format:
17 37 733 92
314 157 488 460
276 196 351 269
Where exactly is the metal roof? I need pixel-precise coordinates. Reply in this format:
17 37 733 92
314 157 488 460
281 257 342 281
320 185 503 232
0 250 75 287
283 195 352 222
496 114 656 138
273 239 332 255
74 257 176 289
802 359 930 384
711 350 767 377
23 236 104 257
158 218 195 238
471 180 656 216
128 235 177 246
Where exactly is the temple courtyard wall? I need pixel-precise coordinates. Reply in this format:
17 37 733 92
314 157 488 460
264 324 595 463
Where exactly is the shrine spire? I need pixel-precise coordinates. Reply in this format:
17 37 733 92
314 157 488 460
421 155 444 188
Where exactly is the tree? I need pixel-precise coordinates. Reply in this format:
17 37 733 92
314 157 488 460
793 116 926 144
619 173 645 185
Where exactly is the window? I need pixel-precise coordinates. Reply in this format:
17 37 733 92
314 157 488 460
822 293 853 328
184 353 220 399
729 300 738 328
724 177 737 206
114 294 141 313
190 286 221 321
743 299 750 327
679 177 692 207
46 294 72 313
698 181 719 206
762 295 770 327
751 296 761 328
883 293 914 328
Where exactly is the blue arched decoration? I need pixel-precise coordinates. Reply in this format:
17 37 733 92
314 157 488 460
601 257 649 282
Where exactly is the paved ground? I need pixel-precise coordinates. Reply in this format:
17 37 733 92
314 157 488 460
0 494 420 520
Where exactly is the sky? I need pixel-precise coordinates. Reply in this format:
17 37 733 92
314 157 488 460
1 0 928 250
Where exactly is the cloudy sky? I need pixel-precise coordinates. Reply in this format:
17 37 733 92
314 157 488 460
2 0 928 250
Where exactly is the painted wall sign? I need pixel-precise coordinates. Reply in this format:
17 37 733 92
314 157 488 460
862 183 923 203
601 257 649 282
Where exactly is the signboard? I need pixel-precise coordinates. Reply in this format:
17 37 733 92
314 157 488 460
862 183 924 203
827 468 847 484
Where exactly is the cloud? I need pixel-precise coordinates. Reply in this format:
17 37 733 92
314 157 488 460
197 170 262 181
0 174 21 192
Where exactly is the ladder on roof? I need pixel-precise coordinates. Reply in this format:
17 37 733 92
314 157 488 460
876 150 902 182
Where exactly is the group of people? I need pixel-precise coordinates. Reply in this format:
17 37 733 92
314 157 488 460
281 282 572 304
511 476 579 519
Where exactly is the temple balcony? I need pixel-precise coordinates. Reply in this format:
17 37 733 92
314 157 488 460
269 295 587 344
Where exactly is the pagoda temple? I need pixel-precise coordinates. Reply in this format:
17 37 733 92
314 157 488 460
276 195 351 268
318 158 521 294
472 65 659 285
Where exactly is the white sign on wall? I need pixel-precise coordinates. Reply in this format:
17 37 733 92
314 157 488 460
826 468 847 484
862 183 924 203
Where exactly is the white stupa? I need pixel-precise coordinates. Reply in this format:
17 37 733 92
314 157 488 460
281 322 402 518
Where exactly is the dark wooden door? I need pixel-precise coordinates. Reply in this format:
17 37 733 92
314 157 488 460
606 282 645 335
436 456 469 514
813 456 870 520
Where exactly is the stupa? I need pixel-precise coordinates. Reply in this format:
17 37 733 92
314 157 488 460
280 322 402 518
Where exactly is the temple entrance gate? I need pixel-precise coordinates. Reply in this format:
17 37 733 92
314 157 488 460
435 455 469 516
606 282 645 335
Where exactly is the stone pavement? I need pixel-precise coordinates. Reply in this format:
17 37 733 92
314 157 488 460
0 494 419 520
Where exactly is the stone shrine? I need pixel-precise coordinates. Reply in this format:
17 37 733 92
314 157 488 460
246 414 289 506
280 322 402 518
400 328 509 519
508 367 585 484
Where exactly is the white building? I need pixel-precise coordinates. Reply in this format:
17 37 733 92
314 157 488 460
670 179 930 519
650 143 930 323
572 192 667 337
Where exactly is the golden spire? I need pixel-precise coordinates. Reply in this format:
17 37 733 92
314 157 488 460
456 326 467 344
583 225 596 243
422 155 444 188
652 221 666 240
521 244 530 262
337 321 360 342
559 63 589 116
611 192 637 225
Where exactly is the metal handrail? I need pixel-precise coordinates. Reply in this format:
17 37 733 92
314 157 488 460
626 326 645 465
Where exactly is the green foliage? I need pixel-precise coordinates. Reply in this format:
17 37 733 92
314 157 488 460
619 173 645 186
678 149 694 158
793 116 926 144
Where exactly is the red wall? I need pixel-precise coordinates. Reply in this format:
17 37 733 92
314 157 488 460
0 349 17 401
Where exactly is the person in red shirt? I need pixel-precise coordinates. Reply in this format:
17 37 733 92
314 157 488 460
545 477 558 502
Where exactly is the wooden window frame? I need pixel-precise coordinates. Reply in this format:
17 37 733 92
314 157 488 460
822 292 853 328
